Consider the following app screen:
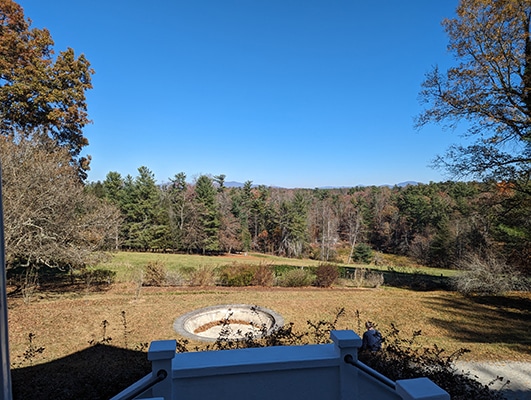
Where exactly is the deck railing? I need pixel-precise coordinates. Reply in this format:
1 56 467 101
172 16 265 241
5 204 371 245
344 353 396 389
111 330 450 400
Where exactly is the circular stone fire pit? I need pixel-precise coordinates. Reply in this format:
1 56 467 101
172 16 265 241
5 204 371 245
173 304 284 342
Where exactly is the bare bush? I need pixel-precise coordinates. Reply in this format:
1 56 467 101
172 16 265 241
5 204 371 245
1 137 121 271
251 263 275 287
453 253 529 295
165 270 186 286
356 269 384 288
188 265 217 286
143 261 167 286
359 323 506 400
117 263 144 299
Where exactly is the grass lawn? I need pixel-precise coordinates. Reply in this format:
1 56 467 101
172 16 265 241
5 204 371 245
7 252 530 368
6 251 530 399
99 251 325 281
99 251 458 285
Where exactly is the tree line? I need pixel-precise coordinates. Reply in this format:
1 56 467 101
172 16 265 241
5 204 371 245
87 168 530 271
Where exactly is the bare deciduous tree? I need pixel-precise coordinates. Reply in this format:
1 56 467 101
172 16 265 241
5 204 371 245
417 0 531 188
1 137 121 270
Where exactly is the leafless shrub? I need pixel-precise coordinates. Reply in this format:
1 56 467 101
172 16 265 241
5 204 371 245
188 265 217 286
80 268 116 292
251 263 275 286
453 253 529 295
358 322 506 400
143 260 167 286
11 333 45 368
165 270 187 286
363 270 384 288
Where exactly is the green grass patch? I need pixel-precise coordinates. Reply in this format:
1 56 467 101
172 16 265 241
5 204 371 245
97 251 459 288
98 252 323 282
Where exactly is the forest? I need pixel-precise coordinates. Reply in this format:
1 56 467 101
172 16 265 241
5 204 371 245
86 168 530 272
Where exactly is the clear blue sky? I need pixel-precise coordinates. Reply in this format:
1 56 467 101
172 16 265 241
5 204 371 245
18 0 461 188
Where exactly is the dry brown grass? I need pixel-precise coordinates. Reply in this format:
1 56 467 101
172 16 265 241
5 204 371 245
7 283 531 368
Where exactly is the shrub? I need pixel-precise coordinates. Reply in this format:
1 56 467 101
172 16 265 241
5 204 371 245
188 265 217 286
165 270 186 286
273 264 299 276
277 268 315 287
251 263 275 286
218 263 255 286
353 243 373 264
143 260 167 286
453 253 530 295
314 263 339 287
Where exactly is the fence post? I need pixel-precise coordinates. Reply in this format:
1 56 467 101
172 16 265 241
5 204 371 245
331 330 363 399
148 340 176 399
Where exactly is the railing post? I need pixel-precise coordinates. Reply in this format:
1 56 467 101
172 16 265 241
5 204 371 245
331 330 362 400
148 340 176 400
396 377 450 400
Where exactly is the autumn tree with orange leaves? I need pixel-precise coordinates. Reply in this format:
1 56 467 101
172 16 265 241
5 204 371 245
0 0 94 179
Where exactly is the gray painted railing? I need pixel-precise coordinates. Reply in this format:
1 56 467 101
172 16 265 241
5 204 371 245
117 369 168 400
111 330 450 400
344 353 396 389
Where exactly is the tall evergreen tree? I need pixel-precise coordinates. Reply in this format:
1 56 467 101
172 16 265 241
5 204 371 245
231 181 254 252
102 171 125 206
275 191 309 258
163 172 190 251
121 167 170 250
194 175 220 253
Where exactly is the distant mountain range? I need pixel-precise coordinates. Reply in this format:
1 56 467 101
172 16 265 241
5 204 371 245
224 181 420 189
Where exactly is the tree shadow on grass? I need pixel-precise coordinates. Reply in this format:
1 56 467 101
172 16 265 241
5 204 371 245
11 344 150 400
341 267 453 291
425 293 531 356
381 270 453 291
7 265 116 299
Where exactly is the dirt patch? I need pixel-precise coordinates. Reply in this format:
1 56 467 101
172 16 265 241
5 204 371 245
193 319 253 334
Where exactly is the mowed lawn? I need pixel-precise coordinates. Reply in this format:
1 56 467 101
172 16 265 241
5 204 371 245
6 252 531 368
